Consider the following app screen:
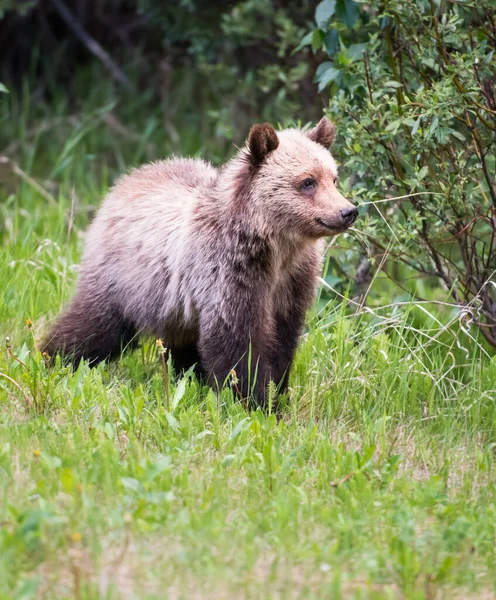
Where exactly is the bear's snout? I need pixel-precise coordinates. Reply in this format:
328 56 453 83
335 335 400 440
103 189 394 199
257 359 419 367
340 206 358 226
314 201 358 235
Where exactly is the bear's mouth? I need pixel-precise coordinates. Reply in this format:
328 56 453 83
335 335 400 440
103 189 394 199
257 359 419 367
315 218 348 233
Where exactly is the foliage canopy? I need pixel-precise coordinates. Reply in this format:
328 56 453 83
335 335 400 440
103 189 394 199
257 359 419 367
307 0 496 346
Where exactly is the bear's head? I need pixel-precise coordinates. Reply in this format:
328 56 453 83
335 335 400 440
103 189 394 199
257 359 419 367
243 118 358 240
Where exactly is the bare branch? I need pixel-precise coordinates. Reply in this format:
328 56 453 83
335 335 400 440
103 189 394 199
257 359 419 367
49 0 132 89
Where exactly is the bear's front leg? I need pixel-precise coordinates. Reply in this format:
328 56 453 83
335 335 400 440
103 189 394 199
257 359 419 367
198 294 275 408
271 265 321 392
271 309 305 393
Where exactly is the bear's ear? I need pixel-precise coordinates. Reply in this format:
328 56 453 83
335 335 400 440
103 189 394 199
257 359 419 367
248 123 279 166
306 117 336 148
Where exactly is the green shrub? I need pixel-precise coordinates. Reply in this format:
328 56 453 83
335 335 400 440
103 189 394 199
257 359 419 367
305 0 496 347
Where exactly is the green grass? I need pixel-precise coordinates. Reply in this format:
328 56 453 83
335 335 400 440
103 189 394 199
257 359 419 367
1 78 496 600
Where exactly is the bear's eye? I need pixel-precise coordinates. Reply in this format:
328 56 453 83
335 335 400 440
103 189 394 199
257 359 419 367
300 178 317 191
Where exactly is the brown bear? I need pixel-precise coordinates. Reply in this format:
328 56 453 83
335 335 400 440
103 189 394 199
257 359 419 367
43 118 358 407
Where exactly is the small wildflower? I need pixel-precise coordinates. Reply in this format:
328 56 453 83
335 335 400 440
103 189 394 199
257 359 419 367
156 338 167 354
33 449 41 458
229 369 239 386
26 318 33 329
71 532 82 543
5 337 11 349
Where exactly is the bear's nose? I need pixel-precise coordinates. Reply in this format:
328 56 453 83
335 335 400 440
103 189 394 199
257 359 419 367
340 206 358 226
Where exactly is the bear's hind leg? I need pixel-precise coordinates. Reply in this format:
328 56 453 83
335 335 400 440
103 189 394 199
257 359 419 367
43 293 136 366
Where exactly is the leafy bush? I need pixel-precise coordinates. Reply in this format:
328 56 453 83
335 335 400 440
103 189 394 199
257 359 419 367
0 1 320 129
306 0 496 347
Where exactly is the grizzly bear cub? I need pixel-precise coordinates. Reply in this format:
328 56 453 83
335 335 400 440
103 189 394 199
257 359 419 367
43 118 358 407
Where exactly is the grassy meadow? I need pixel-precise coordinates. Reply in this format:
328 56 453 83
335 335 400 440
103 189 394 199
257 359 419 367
1 79 496 600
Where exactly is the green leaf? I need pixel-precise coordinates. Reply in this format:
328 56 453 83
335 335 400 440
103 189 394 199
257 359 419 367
427 115 439 139
417 166 429 180
165 411 180 433
16 577 40 600
325 274 343 287
311 29 325 53
384 80 403 88
325 29 339 55
315 0 336 29
222 454 236 467
146 456 171 482
449 129 466 142
41 452 62 469
385 119 402 133
336 0 359 28
172 378 186 411
315 63 340 92
293 31 313 54
0 82 9 94
194 430 215 440
70 359 86 409
121 477 144 494
132 385 145 416
60 468 75 492
117 405 129 425
347 43 367 61
104 422 115 439
315 61 333 77
230 417 251 441
411 117 422 135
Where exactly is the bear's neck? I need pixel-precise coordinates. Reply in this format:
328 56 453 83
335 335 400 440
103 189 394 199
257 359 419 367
196 154 316 268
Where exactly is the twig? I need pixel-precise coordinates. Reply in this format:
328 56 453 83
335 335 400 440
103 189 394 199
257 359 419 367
0 372 33 408
3 115 80 156
5 338 31 373
0 156 58 206
49 0 132 89
360 191 441 205
362 51 374 104
233 381 249 412
331 471 370 487
359 240 393 310
330 471 356 487
330 470 370 487
230 369 249 411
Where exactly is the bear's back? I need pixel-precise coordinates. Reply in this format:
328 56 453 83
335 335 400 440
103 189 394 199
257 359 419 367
77 158 218 333
110 157 217 204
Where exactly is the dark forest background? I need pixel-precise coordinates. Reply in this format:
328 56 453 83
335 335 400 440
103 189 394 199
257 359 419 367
1 0 324 152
